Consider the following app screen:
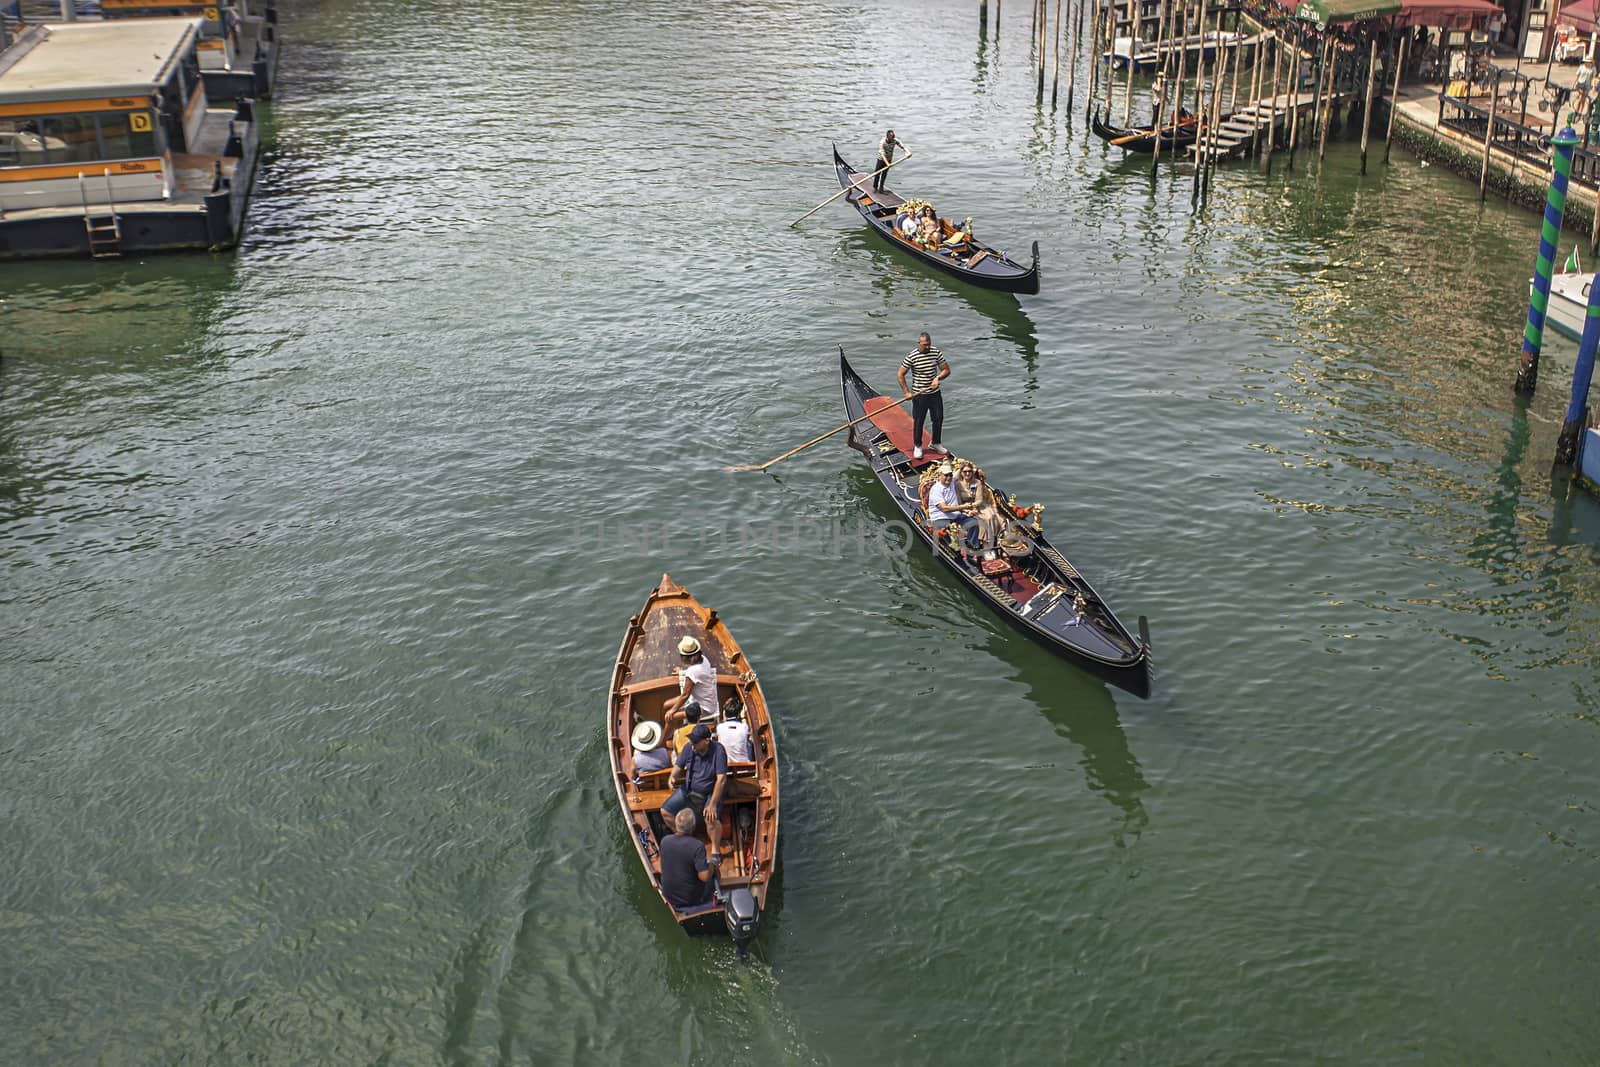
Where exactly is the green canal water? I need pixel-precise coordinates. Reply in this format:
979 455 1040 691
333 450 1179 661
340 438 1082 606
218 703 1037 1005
3 1 1599 1062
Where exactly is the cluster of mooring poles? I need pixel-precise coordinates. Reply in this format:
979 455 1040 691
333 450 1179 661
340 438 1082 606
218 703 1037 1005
977 0 1409 208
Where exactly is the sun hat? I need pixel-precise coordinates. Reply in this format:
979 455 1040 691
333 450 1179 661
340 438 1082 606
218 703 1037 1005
631 721 663 752
677 635 701 656
938 462 955 475
688 724 713 743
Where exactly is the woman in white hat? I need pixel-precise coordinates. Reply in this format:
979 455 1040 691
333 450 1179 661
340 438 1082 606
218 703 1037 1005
631 721 671 781
663 634 718 736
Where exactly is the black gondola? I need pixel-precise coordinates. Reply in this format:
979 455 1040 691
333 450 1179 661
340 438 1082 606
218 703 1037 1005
839 351 1152 698
1089 108 1199 154
831 146 1040 295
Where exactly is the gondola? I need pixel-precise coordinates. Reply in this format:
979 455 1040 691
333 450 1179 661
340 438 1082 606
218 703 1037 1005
839 352 1153 698
1090 108 1199 154
607 575 780 955
832 146 1040 295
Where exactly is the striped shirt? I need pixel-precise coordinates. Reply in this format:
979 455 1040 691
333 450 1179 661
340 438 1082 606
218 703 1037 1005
901 346 947 392
878 136 898 164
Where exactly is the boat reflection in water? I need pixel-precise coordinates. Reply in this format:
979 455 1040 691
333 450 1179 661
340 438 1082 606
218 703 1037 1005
835 229 1041 392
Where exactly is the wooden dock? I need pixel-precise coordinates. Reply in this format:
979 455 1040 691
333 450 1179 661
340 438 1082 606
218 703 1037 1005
1186 91 1320 163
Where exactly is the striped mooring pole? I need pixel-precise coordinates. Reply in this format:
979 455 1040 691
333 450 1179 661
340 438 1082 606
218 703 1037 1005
1518 125 1582 396
1555 272 1600 469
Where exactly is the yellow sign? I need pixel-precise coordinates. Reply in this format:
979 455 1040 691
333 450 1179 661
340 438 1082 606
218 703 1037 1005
204 6 218 18
130 112 152 132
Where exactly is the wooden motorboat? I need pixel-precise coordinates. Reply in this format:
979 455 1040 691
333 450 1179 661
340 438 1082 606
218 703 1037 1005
607 575 779 953
839 351 1152 698
1090 108 1199 153
832 145 1040 295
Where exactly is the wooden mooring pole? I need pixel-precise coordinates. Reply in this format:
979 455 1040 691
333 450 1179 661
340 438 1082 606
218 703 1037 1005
1150 0 1172 177
1087 0 1102 123
1479 69 1500 197
1248 27 1266 158
1360 37 1379 174
1122 0 1137 126
1205 26 1231 197
1170 0 1191 168
1052 0 1063 107
1287 24 1304 170
1317 35 1336 162
1067 0 1081 113
1105 0 1117 115
1384 35 1405 165
1263 32 1282 171
1037 0 1048 101
1191 0 1209 204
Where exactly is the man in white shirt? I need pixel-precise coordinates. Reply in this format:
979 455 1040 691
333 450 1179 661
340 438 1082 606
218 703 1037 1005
664 635 719 735
717 702 753 763
925 463 980 555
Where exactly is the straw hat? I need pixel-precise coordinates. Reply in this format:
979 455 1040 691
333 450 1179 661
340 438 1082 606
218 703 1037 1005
938 462 955 475
631 721 663 752
677 635 701 656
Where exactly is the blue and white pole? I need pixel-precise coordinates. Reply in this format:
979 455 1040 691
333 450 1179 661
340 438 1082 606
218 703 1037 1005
1555 273 1600 469
1518 125 1582 395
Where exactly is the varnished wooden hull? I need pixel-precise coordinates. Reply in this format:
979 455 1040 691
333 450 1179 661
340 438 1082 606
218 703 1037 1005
607 575 780 941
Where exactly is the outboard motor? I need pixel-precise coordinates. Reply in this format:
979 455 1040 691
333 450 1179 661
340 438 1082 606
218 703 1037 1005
723 887 760 955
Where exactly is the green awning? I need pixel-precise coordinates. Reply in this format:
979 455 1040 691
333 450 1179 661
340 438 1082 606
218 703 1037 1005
1292 0 1402 26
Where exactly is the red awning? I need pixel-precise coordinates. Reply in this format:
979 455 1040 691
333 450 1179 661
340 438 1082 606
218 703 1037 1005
1560 0 1600 32
1392 0 1502 28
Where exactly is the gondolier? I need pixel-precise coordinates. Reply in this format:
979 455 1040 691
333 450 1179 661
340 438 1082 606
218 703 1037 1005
897 332 950 462
874 129 899 191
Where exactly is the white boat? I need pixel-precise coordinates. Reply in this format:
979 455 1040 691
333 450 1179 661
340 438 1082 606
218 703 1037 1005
1105 31 1242 71
1541 271 1592 342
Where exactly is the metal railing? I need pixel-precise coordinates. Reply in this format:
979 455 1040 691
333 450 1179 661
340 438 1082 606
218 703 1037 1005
1439 88 1600 189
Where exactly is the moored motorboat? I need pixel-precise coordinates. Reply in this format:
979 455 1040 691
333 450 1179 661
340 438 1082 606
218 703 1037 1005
607 575 779 954
1104 30 1242 70
839 352 1152 697
1542 270 1591 342
832 145 1040 295
1090 108 1199 154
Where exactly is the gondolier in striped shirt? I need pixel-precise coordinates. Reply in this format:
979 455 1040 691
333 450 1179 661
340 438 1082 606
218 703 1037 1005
897 332 950 463
874 129 899 191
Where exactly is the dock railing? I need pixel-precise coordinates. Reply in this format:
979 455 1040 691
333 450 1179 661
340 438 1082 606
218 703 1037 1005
1439 86 1600 190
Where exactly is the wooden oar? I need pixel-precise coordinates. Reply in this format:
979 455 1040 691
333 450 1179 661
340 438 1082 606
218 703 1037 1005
790 146 913 227
725 390 927 472
1109 116 1196 146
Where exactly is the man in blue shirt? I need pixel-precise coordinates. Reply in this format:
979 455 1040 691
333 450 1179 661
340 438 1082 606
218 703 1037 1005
659 809 721 911
662 724 730 856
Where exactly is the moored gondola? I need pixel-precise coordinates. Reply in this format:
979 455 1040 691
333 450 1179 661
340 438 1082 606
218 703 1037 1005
832 146 1040 295
839 352 1152 698
607 575 780 954
1090 108 1200 154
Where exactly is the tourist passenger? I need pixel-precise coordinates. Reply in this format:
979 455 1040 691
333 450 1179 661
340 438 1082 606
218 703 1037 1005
917 206 941 248
955 464 1000 550
874 129 899 191
926 463 981 554
663 635 717 734
717 700 752 762
899 211 919 238
659 808 721 911
663 723 730 855
897 331 951 462
632 721 672 778
671 700 706 754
